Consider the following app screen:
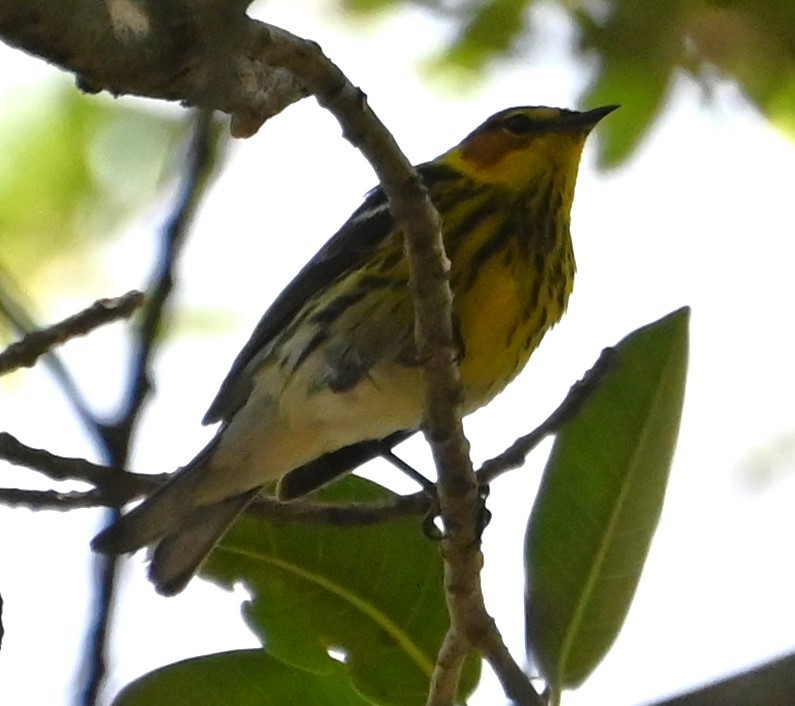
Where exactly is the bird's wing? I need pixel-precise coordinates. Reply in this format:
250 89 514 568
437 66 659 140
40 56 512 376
276 430 414 500
203 183 395 424
203 161 458 425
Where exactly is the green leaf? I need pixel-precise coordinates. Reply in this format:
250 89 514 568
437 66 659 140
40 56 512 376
202 476 480 706
113 649 372 706
525 307 690 690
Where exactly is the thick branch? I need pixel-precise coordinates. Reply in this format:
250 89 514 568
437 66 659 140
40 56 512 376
0 0 305 137
426 629 469 706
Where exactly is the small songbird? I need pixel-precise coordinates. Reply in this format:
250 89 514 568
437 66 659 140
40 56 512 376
92 105 617 594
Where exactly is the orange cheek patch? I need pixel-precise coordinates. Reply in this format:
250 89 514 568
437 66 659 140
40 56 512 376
460 130 534 172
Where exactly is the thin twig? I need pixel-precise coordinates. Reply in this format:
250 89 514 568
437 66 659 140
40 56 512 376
477 347 617 486
246 491 432 525
0 431 162 502
476 625 544 706
0 487 107 510
0 427 432 522
99 111 221 460
0 291 144 376
0 480 432 523
0 274 106 436
0 430 121 486
81 109 222 706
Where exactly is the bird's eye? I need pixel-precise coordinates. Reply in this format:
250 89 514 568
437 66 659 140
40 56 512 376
501 113 537 135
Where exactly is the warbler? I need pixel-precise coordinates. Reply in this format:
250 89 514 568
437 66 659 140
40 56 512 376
93 104 617 594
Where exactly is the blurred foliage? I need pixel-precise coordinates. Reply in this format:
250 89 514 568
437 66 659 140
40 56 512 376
0 82 188 289
335 0 795 165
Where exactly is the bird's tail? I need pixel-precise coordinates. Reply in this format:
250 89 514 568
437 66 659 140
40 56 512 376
91 437 261 595
149 488 260 595
91 440 220 556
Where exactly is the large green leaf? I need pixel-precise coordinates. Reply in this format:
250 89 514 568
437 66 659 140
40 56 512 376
114 649 372 706
525 307 689 691
202 476 480 706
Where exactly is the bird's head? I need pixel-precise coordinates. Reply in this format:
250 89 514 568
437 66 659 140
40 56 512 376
443 105 618 192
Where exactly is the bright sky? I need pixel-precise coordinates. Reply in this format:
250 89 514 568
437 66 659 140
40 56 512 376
1 1 794 705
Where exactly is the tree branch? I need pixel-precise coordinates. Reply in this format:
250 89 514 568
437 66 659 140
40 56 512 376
0 487 107 511
426 629 469 706
0 429 435 526
0 431 154 499
0 0 305 137
0 424 431 510
80 109 223 706
0 278 116 438
477 347 616 485
99 110 221 462
0 291 144 377
246 25 516 706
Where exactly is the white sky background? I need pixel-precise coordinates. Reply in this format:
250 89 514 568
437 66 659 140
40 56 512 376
1 1 795 704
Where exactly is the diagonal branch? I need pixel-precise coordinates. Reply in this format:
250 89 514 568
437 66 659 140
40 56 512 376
477 347 617 485
0 291 144 377
249 24 537 706
0 276 109 437
243 24 538 706
99 110 221 462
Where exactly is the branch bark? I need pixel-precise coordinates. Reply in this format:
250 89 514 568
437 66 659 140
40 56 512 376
0 0 305 137
0 291 143 377
0 430 433 523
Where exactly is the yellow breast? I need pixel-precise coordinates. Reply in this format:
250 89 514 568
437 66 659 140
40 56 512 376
452 226 574 410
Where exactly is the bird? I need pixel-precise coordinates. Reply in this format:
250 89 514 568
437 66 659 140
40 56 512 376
92 104 617 595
